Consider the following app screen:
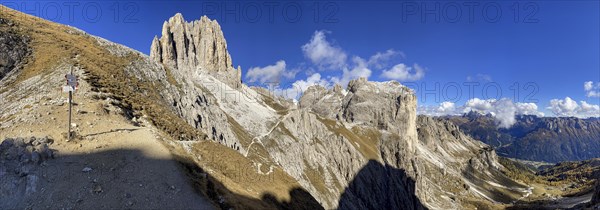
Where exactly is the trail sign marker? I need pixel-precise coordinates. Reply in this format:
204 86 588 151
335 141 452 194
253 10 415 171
62 86 74 92
65 67 77 141
66 74 77 87
65 72 78 91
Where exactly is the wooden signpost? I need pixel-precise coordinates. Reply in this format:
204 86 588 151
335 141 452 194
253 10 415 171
63 67 78 141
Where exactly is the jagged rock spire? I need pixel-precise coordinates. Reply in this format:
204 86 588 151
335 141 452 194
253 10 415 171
150 13 241 88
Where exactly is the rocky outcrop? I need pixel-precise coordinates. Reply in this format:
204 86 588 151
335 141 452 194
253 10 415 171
0 137 55 208
0 18 30 80
119 54 247 152
343 79 415 128
260 78 424 209
344 78 418 170
150 13 242 88
272 78 529 209
414 116 529 206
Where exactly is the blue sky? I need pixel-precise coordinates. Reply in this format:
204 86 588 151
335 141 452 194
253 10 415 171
4 0 599 119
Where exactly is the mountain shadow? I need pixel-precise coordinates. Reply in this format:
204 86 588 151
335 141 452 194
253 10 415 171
337 160 426 210
0 144 322 210
172 151 323 210
0 148 215 209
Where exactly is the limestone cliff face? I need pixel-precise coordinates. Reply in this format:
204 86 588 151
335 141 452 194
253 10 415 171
268 79 423 209
294 80 530 209
344 78 418 169
150 13 241 88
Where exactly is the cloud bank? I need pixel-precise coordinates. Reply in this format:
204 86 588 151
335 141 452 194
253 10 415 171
418 98 545 128
420 95 599 128
547 97 600 118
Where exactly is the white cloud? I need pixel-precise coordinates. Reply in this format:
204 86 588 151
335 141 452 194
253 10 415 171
301 30 347 70
380 63 425 81
547 97 600 118
417 101 457 116
438 101 456 113
493 98 518 128
547 97 579 117
367 49 401 69
275 73 330 100
463 98 545 128
246 60 296 83
515 102 542 116
262 30 427 98
585 81 594 91
331 56 372 86
463 98 495 113
584 81 600 97
580 101 600 117
587 91 600 98
300 30 426 86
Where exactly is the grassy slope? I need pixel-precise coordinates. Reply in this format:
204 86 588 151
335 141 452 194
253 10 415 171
316 116 380 160
0 5 204 142
499 157 599 201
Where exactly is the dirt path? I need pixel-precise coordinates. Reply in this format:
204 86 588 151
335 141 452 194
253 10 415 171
0 90 216 209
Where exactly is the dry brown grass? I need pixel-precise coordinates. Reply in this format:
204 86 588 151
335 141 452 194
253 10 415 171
166 140 308 209
302 159 330 200
316 116 380 160
0 5 205 142
226 114 253 148
256 91 288 115
162 63 181 89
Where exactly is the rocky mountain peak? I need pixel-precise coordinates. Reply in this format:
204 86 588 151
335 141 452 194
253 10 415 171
150 13 241 88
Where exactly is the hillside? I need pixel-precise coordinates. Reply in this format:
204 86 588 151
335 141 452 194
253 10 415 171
500 158 600 209
444 112 600 163
0 6 597 209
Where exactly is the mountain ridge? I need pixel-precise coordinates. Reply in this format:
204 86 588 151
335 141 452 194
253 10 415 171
443 112 600 163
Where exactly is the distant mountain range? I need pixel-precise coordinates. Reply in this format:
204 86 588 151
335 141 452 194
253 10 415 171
443 112 600 163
